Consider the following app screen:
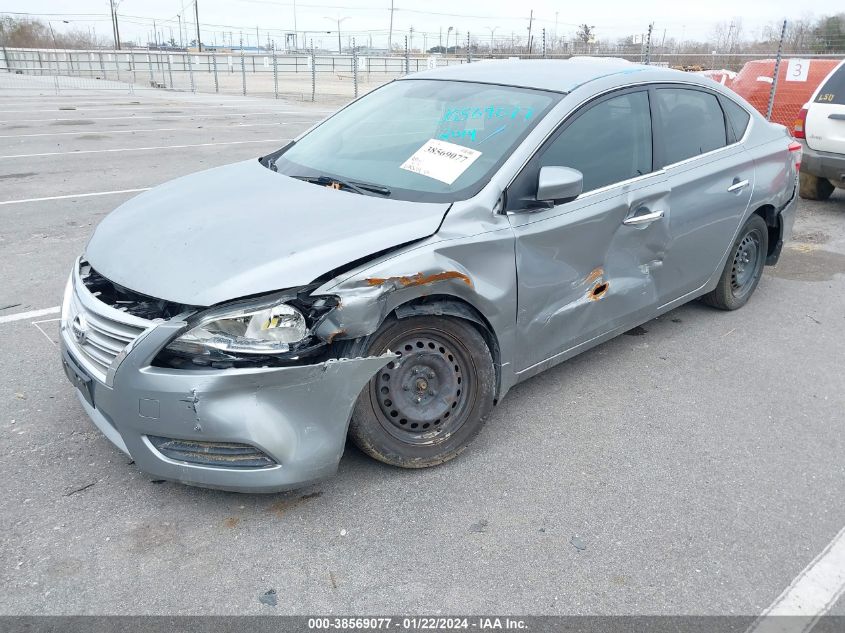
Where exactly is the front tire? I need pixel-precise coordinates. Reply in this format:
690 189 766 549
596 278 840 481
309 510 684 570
702 214 768 311
347 316 495 468
799 172 835 201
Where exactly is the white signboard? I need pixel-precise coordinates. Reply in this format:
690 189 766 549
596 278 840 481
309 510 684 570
400 139 482 185
427 56 437 70
785 59 810 82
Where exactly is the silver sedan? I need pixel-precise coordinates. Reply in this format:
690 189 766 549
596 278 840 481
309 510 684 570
60 59 799 492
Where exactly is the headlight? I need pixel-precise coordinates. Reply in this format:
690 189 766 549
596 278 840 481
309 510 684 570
167 303 308 356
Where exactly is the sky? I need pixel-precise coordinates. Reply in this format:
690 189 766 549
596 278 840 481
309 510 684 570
4 0 840 51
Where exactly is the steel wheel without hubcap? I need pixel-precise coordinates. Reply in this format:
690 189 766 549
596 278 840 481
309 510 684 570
374 333 472 444
730 231 762 300
702 214 769 311
347 315 496 468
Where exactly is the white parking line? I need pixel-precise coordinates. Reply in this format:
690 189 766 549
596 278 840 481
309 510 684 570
0 306 60 324
0 111 325 123
0 138 288 160
0 104 298 113
0 188 150 206
0 121 291 139
32 318 61 348
746 524 845 633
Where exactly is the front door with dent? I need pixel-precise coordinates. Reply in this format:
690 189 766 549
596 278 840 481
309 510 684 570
507 89 672 373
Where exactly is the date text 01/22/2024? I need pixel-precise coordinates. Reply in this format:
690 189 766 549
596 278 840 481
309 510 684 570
307 617 528 630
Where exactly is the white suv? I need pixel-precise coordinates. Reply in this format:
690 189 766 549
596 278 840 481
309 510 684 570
795 59 845 200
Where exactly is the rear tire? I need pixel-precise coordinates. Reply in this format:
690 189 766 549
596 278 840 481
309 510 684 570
799 172 835 201
702 214 768 311
347 316 495 468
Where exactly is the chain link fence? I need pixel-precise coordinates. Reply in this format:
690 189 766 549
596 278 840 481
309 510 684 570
0 45 466 104
1 44 841 127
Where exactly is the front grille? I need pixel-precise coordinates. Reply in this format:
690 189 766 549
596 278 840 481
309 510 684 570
147 436 277 469
65 290 148 381
63 261 153 382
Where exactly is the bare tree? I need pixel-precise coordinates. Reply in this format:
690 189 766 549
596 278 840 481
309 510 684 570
0 15 101 48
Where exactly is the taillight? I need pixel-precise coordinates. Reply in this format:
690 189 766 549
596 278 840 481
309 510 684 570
788 140 802 170
793 107 808 139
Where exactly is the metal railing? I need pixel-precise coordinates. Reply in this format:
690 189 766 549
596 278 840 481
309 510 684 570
1 45 842 127
0 46 469 101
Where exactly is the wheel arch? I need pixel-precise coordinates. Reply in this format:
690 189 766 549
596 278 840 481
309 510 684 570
752 204 780 261
392 295 503 401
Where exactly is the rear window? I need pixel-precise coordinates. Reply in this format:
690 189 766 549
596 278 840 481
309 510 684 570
721 98 751 141
815 64 845 105
656 88 728 165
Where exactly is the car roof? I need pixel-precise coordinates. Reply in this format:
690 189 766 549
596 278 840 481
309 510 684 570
400 58 680 93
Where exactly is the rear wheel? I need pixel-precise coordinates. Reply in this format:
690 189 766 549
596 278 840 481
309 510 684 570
799 172 835 201
347 316 495 468
702 214 768 311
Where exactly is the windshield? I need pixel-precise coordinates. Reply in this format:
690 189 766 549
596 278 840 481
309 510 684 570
272 79 560 202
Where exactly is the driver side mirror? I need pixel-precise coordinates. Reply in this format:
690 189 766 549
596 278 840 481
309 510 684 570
536 166 583 205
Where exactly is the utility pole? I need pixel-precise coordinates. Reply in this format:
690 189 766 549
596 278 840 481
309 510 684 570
644 22 653 64
527 10 534 55
109 0 117 48
409 26 414 52
323 16 350 53
293 0 298 49
177 14 184 48
194 0 202 51
439 27 442 51
388 0 395 53
109 0 121 50
486 26 497 55
256 26 260 52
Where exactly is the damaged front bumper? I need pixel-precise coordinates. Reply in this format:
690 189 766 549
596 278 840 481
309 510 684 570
60 293 391 493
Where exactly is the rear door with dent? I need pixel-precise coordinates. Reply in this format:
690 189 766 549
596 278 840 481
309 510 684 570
649 86 755 304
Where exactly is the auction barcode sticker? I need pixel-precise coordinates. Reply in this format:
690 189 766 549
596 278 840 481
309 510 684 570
400 139 482 185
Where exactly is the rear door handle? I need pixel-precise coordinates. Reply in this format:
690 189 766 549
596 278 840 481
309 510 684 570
728 179 750 193
623 210 664 225
829 113 845 120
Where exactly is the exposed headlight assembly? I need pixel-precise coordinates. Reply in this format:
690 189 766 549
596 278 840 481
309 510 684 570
167 303 308 356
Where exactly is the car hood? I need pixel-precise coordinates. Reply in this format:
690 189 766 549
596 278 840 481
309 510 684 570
85 160 449 306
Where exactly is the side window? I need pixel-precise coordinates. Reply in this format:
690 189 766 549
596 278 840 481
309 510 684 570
721 98 751 142
538 91 653 193
815 63 845 104
656 88 727 165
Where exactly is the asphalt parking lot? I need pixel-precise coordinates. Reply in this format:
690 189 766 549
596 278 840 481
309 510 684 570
1 83 844 617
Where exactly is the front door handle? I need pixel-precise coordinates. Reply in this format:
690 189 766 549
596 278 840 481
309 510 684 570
623 210 664 226
728 179 750 193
